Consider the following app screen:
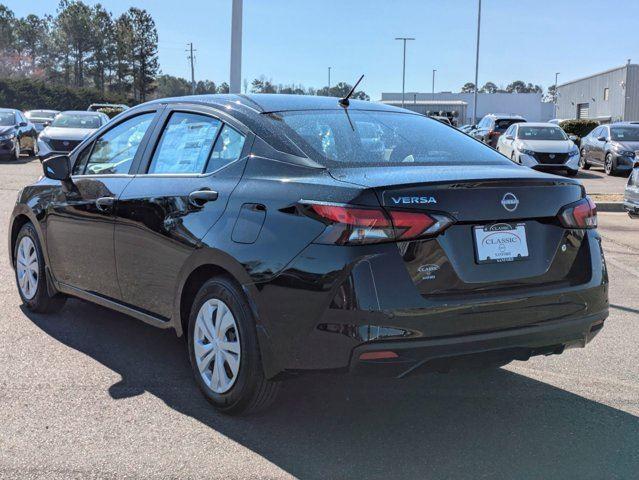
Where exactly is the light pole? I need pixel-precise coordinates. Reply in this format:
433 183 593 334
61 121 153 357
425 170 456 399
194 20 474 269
395 37 415 107
472 0 481 125
230 0 243 93
554 72 560 118
328 67 331 90
432 69 437 100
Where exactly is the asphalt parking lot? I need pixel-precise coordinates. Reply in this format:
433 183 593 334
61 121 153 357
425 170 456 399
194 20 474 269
575 167 630 195
1 157 638 480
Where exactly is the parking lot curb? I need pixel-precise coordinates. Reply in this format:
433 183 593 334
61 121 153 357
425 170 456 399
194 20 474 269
595 202 625 213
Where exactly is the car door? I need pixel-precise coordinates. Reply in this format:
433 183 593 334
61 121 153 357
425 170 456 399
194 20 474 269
501 124 516 158
114 105 252 318
590 126 606 165
15 112 32 151
45 109 160 300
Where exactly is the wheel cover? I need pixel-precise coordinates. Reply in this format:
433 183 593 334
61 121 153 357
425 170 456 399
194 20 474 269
15 142 20 160
16 236 38 300
605 156 612 173
193 299 241 393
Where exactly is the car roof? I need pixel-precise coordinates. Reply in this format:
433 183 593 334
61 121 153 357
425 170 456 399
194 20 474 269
517 122 562 128
485 113 526 119
146 93 406 114
59 110 103 115
0 108 18 113
611 121 639 127
26 109 59 113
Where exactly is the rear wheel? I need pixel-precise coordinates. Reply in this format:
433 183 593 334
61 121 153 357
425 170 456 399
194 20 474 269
187 276 280 415
579 149 590 170
14 222 66 313
604 153 616 176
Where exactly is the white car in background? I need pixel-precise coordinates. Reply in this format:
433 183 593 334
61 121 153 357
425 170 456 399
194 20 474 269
38 111 109 160
497 122 580 176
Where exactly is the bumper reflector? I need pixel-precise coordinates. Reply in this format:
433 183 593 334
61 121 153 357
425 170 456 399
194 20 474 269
359 351 399 360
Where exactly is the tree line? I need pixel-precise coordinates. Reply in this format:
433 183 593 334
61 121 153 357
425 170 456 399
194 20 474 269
0 1 158 102
460 81 545 95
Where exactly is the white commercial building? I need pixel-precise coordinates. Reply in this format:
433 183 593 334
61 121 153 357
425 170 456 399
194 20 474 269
380 92 555 125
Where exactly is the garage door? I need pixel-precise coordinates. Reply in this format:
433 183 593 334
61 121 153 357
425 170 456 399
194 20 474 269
577 103 590 119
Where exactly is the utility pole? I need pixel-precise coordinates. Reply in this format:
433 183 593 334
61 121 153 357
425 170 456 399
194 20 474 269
328 67 331 90
230 0 243 93
432 69 437 100
554 72 560 118
473 0 481 125
187 42 196 95
395 37 415 108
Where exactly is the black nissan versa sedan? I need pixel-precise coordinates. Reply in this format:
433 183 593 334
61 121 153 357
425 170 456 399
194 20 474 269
9 94 608 414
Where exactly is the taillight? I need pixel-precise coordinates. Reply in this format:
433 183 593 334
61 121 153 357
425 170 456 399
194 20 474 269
303 202 453 245
558 197 597 229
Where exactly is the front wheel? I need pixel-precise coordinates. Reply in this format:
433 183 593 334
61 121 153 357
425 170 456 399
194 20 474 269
579 150 590 170
604 153 616 176
187 276 280 415
14 222 66 313
14 141 20 161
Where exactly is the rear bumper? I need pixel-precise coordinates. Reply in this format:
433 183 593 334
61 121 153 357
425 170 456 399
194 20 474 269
351 311 606 377
254 229 608 378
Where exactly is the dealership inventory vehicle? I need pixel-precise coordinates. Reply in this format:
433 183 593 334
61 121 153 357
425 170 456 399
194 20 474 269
472 113 526 148
625 162 639 217
0 108 38 160
25 109 60 133
580 123 639 176
38 110 109 159
497 122 580 176
9 94 608 415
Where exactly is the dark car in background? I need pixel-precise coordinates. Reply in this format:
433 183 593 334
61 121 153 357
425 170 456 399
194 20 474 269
9 94 608 415
625 162 639 217
38 110 109 160
472 114 527 148
0 108 38 160
580 123 639 176
25 109 60 133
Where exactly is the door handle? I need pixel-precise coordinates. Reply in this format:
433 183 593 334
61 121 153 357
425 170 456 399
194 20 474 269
188 189 218 207
95 196 115 212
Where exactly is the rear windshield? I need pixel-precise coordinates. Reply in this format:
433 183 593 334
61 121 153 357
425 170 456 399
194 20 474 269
26 110 57 120
517 126 567 140
51 113 101 129
611 127 639 142
270 110 509 167
494 119 525 132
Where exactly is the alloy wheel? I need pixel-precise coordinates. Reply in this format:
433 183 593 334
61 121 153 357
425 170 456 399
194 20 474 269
605 155 613 175
14 141 20 160
16 236 38 300
193 298 241 393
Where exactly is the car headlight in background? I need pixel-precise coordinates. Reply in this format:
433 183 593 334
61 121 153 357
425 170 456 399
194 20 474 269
38 135 50 144
519 148 536 156
0 133 16 141
569 146 580 156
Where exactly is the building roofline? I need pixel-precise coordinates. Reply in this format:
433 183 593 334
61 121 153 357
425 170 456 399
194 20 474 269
557 64 637 88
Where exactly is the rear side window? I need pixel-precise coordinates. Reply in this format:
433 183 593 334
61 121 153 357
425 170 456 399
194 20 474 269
205 125 246 173
148 112 222 174
83 113 154 175
272 110 510 167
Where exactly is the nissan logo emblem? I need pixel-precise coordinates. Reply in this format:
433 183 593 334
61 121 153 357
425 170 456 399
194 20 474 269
501 192 519 212
549 154 555 159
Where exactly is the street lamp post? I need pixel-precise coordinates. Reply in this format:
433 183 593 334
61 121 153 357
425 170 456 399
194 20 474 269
473 0 481 125
554 72 560 118
432 69 437 100
395 37 415 108
328 67 331 90
230 0 243 93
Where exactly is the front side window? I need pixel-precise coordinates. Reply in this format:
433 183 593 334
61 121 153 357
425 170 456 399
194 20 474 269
272 110 510 167
611 127 639 142
82 113 154 175
517 126 567 141
52 113 102 129
148 112 222 174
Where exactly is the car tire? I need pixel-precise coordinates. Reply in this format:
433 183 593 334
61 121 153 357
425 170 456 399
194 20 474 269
604 153 616 176
14 141 20 161
14 222 67 313
566 169 578 177
187 276 280 415
28 139 39 157
579 150 590 170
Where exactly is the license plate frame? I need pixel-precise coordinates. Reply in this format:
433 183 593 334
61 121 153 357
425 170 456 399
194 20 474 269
473 223 529 264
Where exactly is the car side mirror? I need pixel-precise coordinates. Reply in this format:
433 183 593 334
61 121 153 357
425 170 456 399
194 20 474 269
18 121 27 127
42 155 71 181
597 135 607 142
568 134 578 142
504 134 514 140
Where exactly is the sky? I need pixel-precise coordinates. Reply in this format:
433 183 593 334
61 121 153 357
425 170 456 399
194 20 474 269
4 0 639 99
